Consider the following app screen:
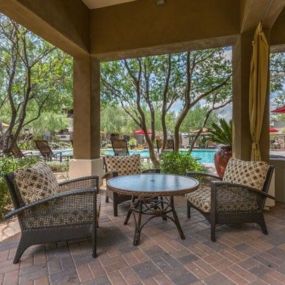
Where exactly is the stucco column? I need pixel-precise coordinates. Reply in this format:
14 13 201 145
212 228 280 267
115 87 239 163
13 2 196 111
69 56 104 180
232 31 270 162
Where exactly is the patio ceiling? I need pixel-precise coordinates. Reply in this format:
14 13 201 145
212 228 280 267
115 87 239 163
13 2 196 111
82 0 136 9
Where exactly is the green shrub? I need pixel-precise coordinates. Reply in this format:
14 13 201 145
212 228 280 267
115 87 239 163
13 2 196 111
160 151 203 175
129 138 137 147
0 156 38 219
46 161 69 172
18 140 35 151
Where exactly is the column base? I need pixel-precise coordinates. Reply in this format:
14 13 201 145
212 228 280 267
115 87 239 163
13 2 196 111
69 158 104 185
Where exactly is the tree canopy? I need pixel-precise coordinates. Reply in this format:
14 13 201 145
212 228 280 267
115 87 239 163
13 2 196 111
101 48 232 165
0 14 72 152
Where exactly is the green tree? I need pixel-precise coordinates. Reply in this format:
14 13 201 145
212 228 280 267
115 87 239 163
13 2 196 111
0 14 72 153
268 52 285 126
101 48 232 166
271 52 285 94
101 105 136 134
180 106 219 132
28 112 70 137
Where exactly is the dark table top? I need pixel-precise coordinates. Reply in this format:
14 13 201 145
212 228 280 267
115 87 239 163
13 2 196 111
107 173 199 196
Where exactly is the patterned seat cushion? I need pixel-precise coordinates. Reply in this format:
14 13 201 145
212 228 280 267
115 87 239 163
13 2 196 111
14 162 59 205
223 158 269 191
22 193 101 229
186 187 211 213
104 155 141 175
186 186 259 213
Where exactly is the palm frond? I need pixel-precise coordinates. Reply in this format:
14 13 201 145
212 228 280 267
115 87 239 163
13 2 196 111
209 119 232 146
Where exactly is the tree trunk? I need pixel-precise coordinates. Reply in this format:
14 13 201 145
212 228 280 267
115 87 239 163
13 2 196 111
174 106 189 151
161 109 168 150
161 55 172 150
144 132 160 167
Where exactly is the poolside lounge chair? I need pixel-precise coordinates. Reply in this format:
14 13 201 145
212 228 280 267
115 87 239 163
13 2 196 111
34 140 63 162
111 138 129 156
156 138 174 154
5 162 100 263
186 158 274 241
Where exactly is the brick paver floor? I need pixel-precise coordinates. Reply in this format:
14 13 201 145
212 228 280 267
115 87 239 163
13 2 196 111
1 196 285 285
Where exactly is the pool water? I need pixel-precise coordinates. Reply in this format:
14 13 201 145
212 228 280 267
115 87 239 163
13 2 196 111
45 148 216 164
101 149 216 164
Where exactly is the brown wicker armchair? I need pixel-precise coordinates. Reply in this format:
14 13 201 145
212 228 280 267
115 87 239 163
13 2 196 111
103 155 160 216
5 172 100 264
186 159 274 241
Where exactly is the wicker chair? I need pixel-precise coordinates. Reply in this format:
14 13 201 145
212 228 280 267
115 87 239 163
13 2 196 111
103 155 160 216
186 159 275 241
34 139 63 162
111 138 129 156
5 166 100 264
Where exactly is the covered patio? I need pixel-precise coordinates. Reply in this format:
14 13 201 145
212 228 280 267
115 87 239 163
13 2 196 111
1 0 285 284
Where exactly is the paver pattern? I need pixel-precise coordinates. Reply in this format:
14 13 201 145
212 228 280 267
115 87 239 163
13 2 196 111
1 196 285 285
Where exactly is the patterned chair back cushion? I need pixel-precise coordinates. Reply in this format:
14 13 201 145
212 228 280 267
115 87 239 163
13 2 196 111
104 155 141 176
223 158 269 191
14 162 59 204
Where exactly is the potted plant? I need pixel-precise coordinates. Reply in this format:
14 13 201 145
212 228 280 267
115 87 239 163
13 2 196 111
209 119 232 177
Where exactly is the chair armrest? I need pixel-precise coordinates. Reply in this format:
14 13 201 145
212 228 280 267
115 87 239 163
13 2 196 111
5 188 97 219
211 181 275 200
58 176 99 192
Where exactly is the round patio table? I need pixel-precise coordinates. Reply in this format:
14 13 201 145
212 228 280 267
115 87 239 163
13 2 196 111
107 173 199 245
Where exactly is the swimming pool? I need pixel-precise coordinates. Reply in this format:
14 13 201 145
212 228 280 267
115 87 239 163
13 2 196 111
39 148 216 164
101 149 216 164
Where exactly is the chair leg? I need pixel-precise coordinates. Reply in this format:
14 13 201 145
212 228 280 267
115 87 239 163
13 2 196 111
13 236 29 264
259 216 268 235
187 201 191 219
211 222 216 242
113 193 118 217
92 222 97 258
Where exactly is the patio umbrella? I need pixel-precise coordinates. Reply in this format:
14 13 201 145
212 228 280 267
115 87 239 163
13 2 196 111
249 23 269 161
271 105 285 113
269 127 278 133
134 129 152 135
